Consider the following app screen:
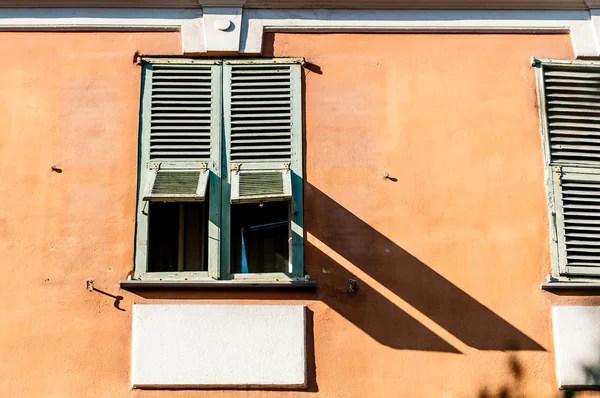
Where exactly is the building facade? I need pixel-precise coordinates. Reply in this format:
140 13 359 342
3 1 600 396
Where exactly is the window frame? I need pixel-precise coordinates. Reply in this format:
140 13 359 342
535 58 600 281
133 58 304 282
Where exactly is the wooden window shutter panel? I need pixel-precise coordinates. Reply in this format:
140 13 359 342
540 62 600 167
536 60 600 278
222 59 304 278
134 60 222 279
223 60 301 204
552 167 600 276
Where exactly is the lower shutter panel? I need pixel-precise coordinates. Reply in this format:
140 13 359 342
231 170 292 204
556 168 600 275
143 169 209 202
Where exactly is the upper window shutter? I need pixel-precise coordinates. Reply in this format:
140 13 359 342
140 61 221 199
223 60 302 204
537 60 600 278
539 62 600 167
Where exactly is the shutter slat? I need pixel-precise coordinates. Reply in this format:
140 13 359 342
231 145 291 150
152 126 211 131
151 132 211 137
566 226 600 232
552 151 600 159
552 137 600 144
548 107 600 114
152 95 212 99
549 129 600 137
549 114 600 121
151 107 212 112
231 94 292 100
548 100 600 109
231 126 291 131
545 71 600 78
548 122 600 130
231 119 290 125
153 88 212 93
546 85 600 93
551 144 600 151
545 78 600 85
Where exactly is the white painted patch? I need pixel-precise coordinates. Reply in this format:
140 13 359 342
553 306 600 388
132 304 307 389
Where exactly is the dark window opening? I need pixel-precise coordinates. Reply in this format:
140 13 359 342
147 201 208 273
231 201 290 274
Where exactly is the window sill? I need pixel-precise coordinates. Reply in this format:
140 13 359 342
120 279 317 291
541 282 600 291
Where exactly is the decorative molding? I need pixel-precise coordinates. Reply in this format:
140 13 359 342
0 8 597 56
202 6 242 51
0 8 204 52
0 0 592 10
241 10 598 56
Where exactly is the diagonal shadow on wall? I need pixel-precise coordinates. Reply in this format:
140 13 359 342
304 183 544 352
135 183 544 354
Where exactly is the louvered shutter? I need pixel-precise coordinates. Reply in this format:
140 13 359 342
223 60 302 204
141 61 221 200
537 60 600 276
552 167 600 276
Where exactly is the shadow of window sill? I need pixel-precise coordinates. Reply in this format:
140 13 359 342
120 279 317 291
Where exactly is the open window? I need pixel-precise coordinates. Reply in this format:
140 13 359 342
134 58 304 281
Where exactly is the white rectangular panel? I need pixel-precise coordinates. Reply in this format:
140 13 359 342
132 304 306 388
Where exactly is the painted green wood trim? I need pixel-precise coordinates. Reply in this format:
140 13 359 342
535 62 563 279
224 58 304 65
208 63 222 279
134 64 153 279
290 63 304 278
551 167 569 275
534 58 600 68
561 267 600 277
230 272 302 280
135 62 222 280
135 271 211 280
221 62 232 280
141 57 222 65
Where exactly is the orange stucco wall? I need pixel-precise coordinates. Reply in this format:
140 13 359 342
0 30 596 397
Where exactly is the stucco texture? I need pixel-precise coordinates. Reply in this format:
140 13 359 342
0 31 597 397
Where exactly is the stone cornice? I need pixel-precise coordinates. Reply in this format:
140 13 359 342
0 0 593 10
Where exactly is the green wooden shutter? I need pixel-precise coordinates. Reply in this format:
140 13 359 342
135 59 222 279
222 58 304 277
553 167 600 276
539 62 600 166
223 60 301 203
537 60 600 278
